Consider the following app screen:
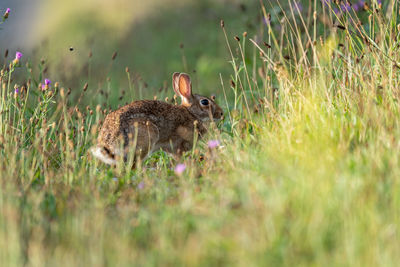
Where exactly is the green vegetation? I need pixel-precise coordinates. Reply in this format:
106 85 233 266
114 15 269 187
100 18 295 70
1 0 400 266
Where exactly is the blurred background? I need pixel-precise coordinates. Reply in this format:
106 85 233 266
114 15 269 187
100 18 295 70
1 0 260 106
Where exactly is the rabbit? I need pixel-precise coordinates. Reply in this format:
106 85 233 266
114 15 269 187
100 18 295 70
90 72 224 166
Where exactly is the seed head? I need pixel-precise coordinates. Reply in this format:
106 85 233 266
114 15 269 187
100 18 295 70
263 42 271 48
220 19 225 28
234 36 240 42
111 51 117 60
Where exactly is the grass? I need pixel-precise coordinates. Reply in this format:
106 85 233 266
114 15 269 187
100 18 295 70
1 0 400 266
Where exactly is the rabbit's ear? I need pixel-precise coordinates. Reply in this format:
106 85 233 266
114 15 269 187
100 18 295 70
172 72 180 96
177 73 193 105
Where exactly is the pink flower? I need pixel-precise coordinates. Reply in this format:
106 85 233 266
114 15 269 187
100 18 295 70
42 79 51 90
15 51 22 60
138 181 145 190
4 8 10 19
207 140 220 149
174 163 186 175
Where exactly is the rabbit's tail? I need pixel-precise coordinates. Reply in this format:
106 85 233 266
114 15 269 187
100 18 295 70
90 145 117 165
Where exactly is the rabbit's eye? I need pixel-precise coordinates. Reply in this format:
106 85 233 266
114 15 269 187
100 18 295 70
200 99 209 106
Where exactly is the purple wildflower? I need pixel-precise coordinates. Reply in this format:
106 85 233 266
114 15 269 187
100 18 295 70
322 0 368 14
207 140 221 149
4 8 10 19
174 163 186 175
15 51 22 60
138 181 145 190
41 79 51 90
263 14 271 26
292 2 303 13
353 1 364 12
14 88 19 94
340 3 351 12
320 0 330 6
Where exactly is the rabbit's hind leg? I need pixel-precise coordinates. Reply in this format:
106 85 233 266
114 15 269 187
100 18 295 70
124 120 159 168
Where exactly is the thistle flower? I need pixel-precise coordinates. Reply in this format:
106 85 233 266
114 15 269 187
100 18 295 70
174 163 186 175
3 8 10 19
207 140 221 149
15 51 22 60
13 51 23 65
42 79 51 90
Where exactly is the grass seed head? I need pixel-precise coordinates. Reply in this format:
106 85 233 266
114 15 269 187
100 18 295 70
112 51 117 60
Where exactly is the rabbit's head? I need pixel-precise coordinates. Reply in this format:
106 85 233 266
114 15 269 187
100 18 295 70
173 72 224 122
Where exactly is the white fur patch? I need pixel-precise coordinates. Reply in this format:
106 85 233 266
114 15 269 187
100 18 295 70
90 146 117 165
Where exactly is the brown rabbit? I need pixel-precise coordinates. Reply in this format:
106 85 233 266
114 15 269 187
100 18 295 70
91 72 224 166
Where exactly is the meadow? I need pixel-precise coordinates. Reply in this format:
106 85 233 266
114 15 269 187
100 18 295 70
1 0 400 266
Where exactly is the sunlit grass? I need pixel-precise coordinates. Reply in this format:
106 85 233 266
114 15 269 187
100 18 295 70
1 0 400 266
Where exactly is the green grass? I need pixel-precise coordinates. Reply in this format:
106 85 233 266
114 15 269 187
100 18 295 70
1 0 400 266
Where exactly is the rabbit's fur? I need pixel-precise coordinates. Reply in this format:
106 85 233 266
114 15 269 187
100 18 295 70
91 72 223 166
